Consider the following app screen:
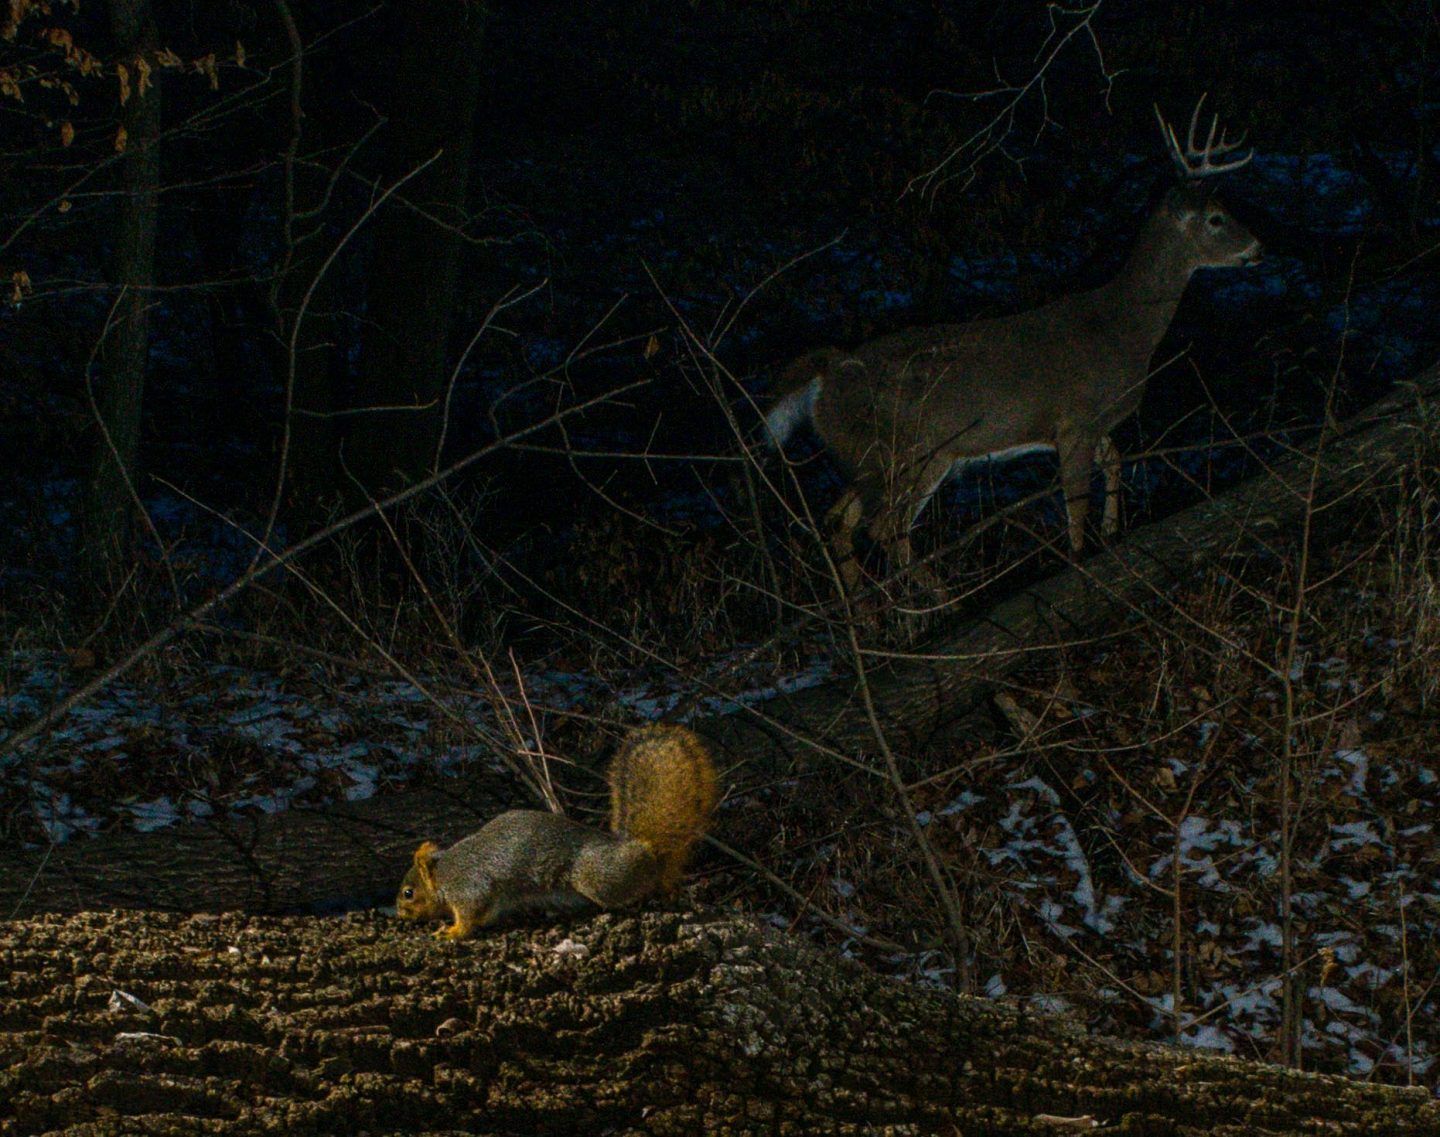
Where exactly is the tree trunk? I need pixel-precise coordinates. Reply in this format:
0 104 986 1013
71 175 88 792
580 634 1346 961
270 1 349 524
277 254 347 524
78 0 161 598
344 0 486 500
0 909 1433 1135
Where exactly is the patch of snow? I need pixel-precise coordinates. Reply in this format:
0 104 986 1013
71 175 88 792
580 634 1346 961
1313 986 1374 1017
1180 1024 1234 1053
1334 748 1369 797
32 791 91 843
128 797 180 833
1341 876 1372 899
939 789 983 814
1007 775 1060 805
1239 921 1282 952
1330 820 1381 849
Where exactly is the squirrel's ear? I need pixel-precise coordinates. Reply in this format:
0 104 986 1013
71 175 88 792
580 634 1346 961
413 841 440 889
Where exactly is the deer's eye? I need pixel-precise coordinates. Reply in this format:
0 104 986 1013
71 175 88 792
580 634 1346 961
1207 213 1226 229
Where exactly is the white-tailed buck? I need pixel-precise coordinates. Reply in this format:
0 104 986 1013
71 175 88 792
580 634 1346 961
766 96 1261 595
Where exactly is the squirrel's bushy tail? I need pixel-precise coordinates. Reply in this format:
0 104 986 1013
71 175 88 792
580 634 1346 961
608 724 718 894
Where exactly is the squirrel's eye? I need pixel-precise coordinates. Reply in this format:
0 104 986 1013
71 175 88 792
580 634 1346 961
402 887 413 899
1207 213 1225 228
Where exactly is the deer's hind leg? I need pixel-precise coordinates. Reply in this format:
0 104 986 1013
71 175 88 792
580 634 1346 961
1094 434 1122 539
871 505 943 599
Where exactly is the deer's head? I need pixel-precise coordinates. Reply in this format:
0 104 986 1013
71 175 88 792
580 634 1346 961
1156 95 1263 270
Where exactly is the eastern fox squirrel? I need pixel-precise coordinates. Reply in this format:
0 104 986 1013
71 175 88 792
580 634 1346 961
395 724 718 939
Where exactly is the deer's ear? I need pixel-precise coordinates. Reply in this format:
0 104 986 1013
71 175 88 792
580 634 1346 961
413 841 440 890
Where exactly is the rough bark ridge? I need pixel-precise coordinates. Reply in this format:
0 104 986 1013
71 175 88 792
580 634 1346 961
1 909 1434 1136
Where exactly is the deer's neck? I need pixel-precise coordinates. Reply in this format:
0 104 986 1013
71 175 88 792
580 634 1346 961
1098 209 1197 357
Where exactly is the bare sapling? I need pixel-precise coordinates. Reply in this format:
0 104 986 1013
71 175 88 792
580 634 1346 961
766 95 1261 596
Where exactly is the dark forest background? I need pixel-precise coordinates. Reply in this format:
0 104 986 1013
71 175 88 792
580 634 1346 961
4 0 1435 609
3 0 1440 1089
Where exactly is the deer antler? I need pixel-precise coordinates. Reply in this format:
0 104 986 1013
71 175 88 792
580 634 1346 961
1154 93 1253 179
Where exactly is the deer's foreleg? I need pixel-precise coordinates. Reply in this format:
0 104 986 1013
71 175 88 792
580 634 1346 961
1058 429 1098 555
823 488 866 597
1094 434 1122 538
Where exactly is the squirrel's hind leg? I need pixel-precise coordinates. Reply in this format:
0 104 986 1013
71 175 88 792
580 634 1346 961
573 839 659 908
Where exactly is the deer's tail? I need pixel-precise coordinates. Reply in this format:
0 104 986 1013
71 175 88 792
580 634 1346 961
764 348 838 447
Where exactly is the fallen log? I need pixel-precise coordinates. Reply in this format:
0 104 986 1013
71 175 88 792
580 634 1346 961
1 908 1433 1136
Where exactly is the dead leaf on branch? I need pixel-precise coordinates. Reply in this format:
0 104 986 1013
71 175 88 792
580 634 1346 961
42 24 100 74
